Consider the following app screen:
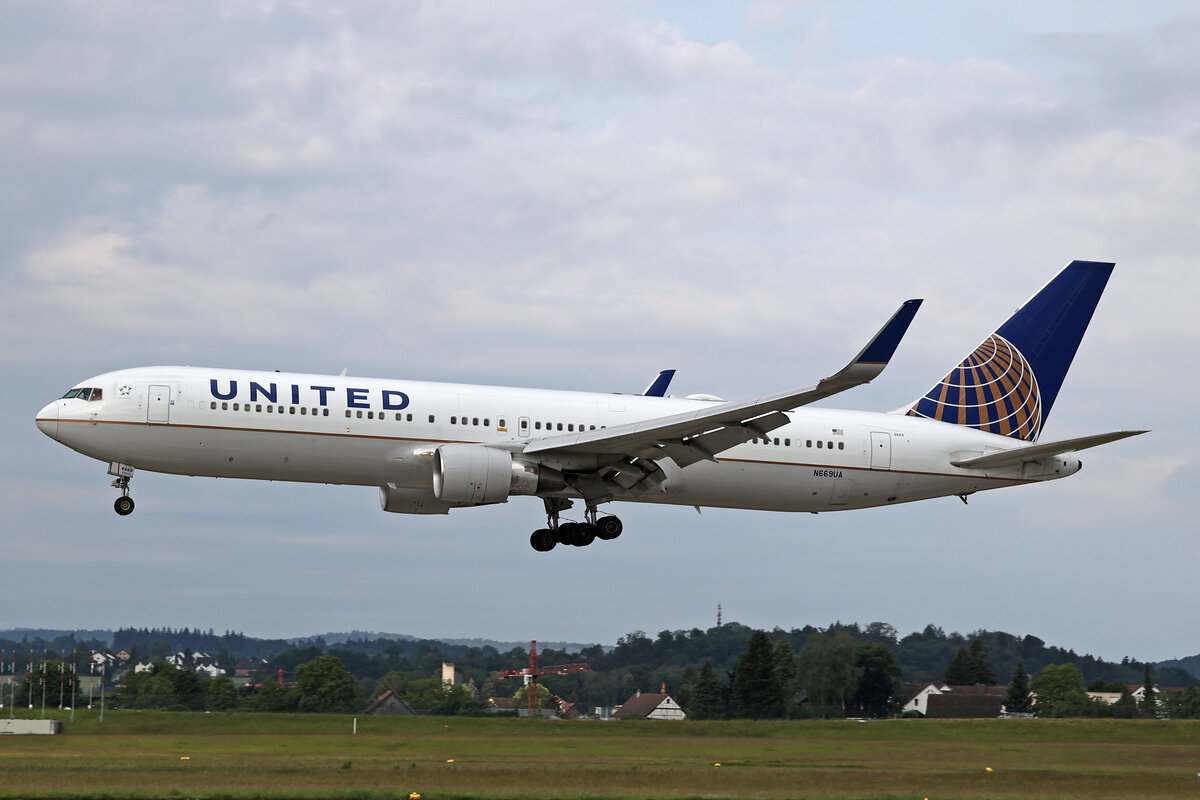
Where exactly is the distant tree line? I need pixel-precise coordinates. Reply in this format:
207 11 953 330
5 621 1199 719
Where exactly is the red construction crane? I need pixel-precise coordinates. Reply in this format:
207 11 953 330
497 640 591 715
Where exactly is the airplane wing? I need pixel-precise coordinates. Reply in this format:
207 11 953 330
524 300 923 481
949 430 1148 469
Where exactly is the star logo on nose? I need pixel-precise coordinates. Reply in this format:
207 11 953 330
119 384 132 397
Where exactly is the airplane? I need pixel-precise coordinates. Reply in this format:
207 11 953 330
36 260 1145 552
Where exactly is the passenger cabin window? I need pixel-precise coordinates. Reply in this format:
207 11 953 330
451 416 457 424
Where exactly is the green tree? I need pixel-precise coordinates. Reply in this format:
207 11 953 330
510 682 552 713
1004 659 1034 713
732 630 783 718
117 671 176 709
1140 664 1158 718
675 664 698 710
797 633 861 718
689 660 723 720
1164 686 1200 719
1087 677 1127 693
295 655 358 713
773 640 798 700
251 678 298 712
1031 663 1090 717
943 638 996 685
206 676 239 710
14 659 78 707
1110 686 1138 718
372 670 410 701
116 662 201 710
850 643 899 718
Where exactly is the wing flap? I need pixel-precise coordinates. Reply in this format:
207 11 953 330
950 430 1148 469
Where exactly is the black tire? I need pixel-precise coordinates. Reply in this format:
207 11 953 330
596 516 623 540
556 522 578 545
530 529 556 552
114 496 135 516
572 523 597 547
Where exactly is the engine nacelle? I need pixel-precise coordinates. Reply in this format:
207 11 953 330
379 484 453 514
432 445 565 506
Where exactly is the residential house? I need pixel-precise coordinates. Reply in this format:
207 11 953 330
903 683 1007 718
363 690 416 716
613 691 686 720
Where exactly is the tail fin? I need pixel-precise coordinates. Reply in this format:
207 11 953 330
904 260 1114 442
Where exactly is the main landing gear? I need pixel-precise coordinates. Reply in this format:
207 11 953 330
110 465 135 516
529 498 623 552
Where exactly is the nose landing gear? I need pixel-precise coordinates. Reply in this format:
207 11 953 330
109 463 136 516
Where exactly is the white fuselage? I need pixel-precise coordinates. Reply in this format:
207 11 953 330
36 366 1080 515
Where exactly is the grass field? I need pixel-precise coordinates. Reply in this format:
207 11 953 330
2 711 1198 799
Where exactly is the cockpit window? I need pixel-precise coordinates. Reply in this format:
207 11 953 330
61 387 101 401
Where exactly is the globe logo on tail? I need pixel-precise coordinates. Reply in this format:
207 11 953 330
907 334 1042 441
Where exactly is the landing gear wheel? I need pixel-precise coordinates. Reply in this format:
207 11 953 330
556 522 578 545
530 529 556 552
571 523 597 547
596 516 623 540
114 496 135 516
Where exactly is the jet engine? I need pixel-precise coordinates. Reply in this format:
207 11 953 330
379 484 453 515
432 444 565 505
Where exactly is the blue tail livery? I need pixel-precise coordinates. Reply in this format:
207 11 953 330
906 260 1114 442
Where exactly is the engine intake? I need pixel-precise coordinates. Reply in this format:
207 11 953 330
432 445 564 506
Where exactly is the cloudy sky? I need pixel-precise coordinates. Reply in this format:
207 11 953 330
4 1 1198 663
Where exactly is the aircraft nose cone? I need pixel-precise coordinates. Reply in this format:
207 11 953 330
36 401 59 441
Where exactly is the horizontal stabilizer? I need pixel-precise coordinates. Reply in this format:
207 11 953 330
950 430 1148 469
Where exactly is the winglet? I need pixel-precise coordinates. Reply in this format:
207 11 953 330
853 299 923 366
640 369 676 397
